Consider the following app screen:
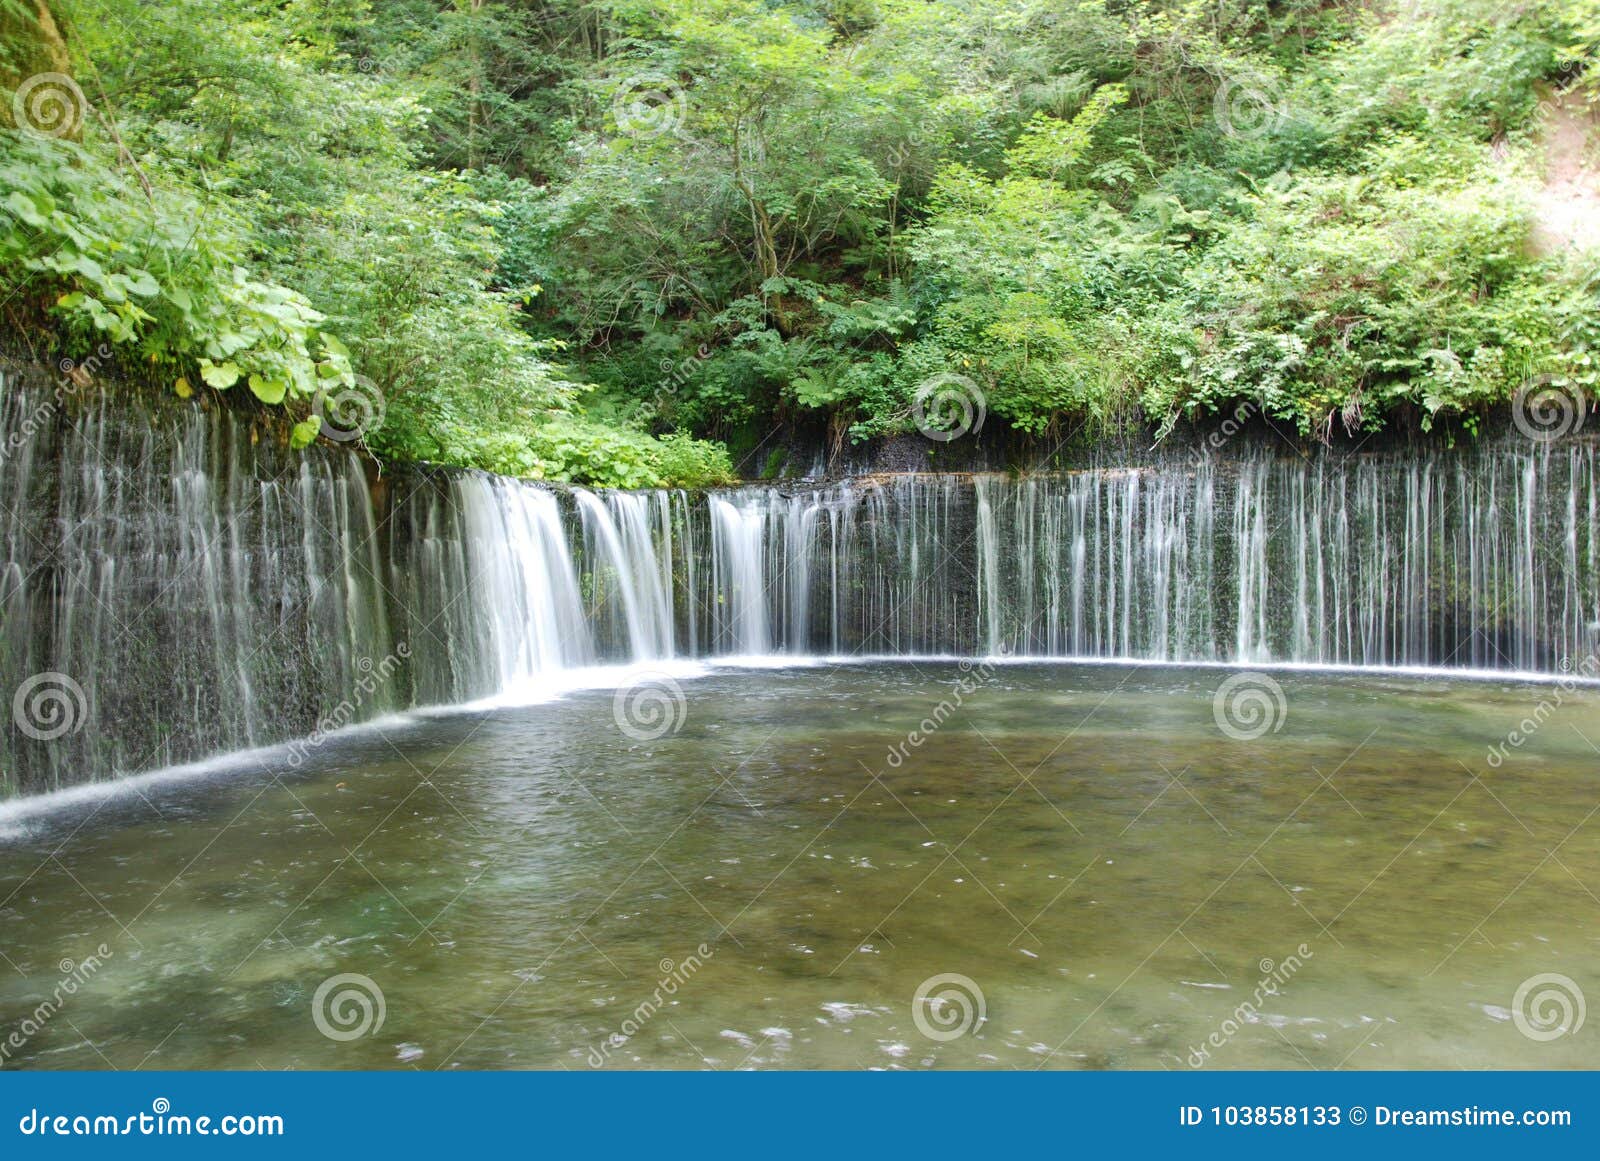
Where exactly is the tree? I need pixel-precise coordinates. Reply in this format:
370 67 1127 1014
2 1 75 134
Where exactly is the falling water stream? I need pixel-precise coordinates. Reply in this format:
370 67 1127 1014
4 378 1600 796
1 381 1597 1072
388 446 1600 705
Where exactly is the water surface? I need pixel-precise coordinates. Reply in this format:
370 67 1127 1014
1 662 1596 1070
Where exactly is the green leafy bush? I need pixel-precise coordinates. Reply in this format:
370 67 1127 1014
0 133 350 434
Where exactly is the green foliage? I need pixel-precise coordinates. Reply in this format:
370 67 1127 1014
0 133 351 402
1133 155 1567 438
442 419 736 489
506 0 1600 447
6 0 1600 474
650 430 738 488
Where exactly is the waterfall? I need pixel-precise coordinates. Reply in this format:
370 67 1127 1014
708 496 771 655
466 478 593 682
5 370 1600 799
574 489 674 661
466 450 1589 673
0 378 397 798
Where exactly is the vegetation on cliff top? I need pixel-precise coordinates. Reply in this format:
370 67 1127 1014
2 1 1599 484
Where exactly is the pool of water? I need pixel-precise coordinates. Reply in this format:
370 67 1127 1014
1 662 1596 1070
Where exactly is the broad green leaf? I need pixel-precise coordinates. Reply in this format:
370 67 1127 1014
290 418 323 449
3 191 48 228
248 374 288 405
199 360 241 389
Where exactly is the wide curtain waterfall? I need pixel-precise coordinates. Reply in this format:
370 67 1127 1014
393 451 1599 681
0 378 395 798
4 374 1599 797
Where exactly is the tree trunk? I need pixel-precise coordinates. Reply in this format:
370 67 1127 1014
459 0 485 169
2 1 76 134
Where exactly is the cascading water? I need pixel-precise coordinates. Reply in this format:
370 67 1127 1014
574 489 676 662
391 472 594 703
5 369 1599 799
708 496 772 655
397 448 1598 677
0 377 396 798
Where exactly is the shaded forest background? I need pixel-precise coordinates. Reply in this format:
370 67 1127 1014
3 0 1600 485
